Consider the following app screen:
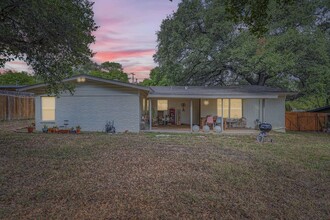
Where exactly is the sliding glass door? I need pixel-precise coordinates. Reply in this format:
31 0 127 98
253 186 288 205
217 99 242 119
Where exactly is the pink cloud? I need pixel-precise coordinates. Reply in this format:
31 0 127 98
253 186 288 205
94 17 123 27
0 61 33 73
0 0 179 81
124 65 156 81
93 49 155 62
126 65 154 73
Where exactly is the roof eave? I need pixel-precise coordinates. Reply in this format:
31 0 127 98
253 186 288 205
18 74 150 92
147 94 280 99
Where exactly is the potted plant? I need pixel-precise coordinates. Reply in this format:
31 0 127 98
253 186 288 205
53 125 58 133
76 125 81 134
42 125 48 133
27 124 34 133
70 127 76 134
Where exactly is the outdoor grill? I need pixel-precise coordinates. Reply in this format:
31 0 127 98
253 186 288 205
259 123 272 133
257 122 273 142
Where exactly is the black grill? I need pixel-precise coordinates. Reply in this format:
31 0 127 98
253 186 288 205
259 123 272 133
257 122 273 143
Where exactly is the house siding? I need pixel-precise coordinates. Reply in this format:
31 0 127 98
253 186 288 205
243 98 285 131
29 77 288 133
200 98 217 117
264 97 286 131
35 96 42 129
35 83 140 132
150 98 199 125
167 98 198 125
242 99 260 129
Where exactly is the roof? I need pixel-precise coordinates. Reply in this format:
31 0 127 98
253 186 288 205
0 85 26 91
16 74 294 99
0 85 26 89
307 105 330 112
0 90 34 97
18 74 150 92
148 85 294 99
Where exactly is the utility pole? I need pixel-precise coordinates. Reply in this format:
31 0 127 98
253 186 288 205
129 73 135 83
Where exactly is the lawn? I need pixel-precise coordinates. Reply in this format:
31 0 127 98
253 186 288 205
0 120 329 219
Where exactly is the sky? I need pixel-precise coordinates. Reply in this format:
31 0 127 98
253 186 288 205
1 0 180 81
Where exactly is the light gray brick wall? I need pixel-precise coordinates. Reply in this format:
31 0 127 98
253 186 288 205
35 83 141 132
264 97 286 131
242 99 260 129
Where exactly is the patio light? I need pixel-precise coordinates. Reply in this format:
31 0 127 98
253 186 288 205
77 77 86 82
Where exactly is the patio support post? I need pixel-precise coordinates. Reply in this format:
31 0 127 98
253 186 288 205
190 99 193 132
262 99 265 122
221 99 224 132
149 99 152 131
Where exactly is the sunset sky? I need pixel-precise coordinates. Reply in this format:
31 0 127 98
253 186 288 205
2 0 180 81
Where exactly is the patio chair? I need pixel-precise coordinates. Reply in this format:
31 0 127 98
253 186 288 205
215 116 222 126
206 116 215 129
226 118 238 128
238 117 247 128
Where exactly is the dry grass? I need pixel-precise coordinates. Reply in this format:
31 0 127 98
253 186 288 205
0 120 329 219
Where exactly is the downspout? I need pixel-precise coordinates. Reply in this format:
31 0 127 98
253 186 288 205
221 99 224 132
190 99 193 132
262 99 265 122
149 99 152 131
138 90 141 132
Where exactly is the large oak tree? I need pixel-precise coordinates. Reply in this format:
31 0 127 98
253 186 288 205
156 0 330 109
0 0 97 93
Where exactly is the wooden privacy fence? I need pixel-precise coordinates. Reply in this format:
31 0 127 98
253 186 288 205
0 90 35 121
285 112 329 131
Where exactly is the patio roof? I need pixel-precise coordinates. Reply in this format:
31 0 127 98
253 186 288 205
148 85 294 99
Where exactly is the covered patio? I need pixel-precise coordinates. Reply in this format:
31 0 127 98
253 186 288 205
140 85 288 133
148 124 258 134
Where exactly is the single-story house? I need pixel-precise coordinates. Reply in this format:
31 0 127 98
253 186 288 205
18 74 293 133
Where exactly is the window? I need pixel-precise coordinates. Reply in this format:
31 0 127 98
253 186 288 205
157 100 168 111
230 99 242 118
142 98 149 113
143 98 146 112
217 99 242 118
217 99 229 118
42 97 55 121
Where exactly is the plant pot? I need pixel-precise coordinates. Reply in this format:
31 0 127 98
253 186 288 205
42 128 48 133
76 129 81 134
27 127 34 133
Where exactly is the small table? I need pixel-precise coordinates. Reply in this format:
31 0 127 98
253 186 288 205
226 118 238 128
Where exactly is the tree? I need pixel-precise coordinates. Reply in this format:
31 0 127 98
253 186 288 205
0 70 37 85
169 0 295 37
100 62 124 72
91 62 128 83
73 60 129 83
89 69 129 83
156 0 330 109
140 67 170 86
224 0 295 37
0 0 97 93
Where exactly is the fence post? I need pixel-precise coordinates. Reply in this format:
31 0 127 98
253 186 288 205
0 91 35 121
7 96 10 120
